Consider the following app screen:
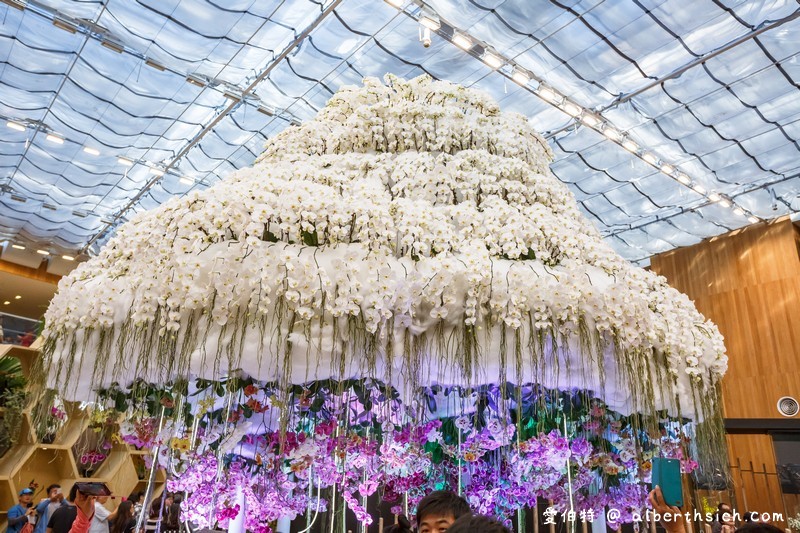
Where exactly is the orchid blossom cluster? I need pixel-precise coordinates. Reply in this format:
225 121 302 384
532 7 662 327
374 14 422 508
41 75 726 431
108 378 697 532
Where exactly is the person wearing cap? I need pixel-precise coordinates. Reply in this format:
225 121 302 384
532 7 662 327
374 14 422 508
7 488 36 533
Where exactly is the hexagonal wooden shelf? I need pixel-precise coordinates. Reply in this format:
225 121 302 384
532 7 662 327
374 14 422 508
0 343 164 529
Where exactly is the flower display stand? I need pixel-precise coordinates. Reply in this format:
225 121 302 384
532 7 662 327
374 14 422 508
0 343 164 532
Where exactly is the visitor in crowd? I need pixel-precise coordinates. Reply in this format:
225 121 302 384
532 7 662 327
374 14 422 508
35 485 68 533
447 515 511 533
126 492 144 520
163 495 181 533
68 490 97 533
144 494 174 533
649 488 782 533
384 490 471 533
48 485 79 533
712 502 735 533
88 496 118 533
416 490 472 533
7 488 36 533
109 501 136 533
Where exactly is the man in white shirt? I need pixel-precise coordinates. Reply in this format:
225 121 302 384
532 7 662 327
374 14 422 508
87 497 117 533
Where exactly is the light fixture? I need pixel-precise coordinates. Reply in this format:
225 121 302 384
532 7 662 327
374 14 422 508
482 51 503 69
145 59 166 71
101 40 124 53
511 68 530 86
693 184 706 194
537 87 559 103
733 208 745 216
46 134 64 144
10 194 26 202
419 14 440 31
452 33 472 50
14 295 21 299
83 146 100 156
118 157 133 167
660 164 673 174
677 174 691 185
179 176 194 185
37 249 50 255
581 114 600 127
11 244 25 250
6 121 25 132
384 0 403 6
150 168 165 177
52 19 77 33
420 26 432 48
622 139 638 152
642 153 658 165
708 193 721 202
62 255 75 261
563 103 582 116
719 199 731 208
3 301 9 306
603 127 621 141
748 216 759 224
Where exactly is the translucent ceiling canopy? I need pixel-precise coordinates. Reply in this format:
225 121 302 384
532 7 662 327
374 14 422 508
1 0 799 265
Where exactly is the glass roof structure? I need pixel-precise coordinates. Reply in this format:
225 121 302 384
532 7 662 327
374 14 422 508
1 0 799 265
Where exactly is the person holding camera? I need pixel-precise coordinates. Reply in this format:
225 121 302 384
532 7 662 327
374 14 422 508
34 485 68 533
7 488 36 533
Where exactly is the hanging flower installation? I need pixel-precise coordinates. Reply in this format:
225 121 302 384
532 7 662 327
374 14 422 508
39 75 727 527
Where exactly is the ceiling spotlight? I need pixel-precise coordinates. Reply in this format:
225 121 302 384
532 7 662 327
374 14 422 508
733 208 745 216
37 249 50 255
11 244 25 250
622 139 638 152
3 301 9 306
563 103 582 116
83 146 100 156
6 121 25 132
693 184 706 194
419 14 440 31
677 174 691 185
642 153 658 165
46 134 64 144
179 176 194 185
511 68 530 86
150 168 165 177
384 0 403 6
537 87 560 103
660 164 673 174
603 127 621 141
62 255 75 261
482 51 504 69
452 33 472 50
719 199 731 208
748 216 759 224
708 193 721 202
580 114 600 127
14 295 21 299
118 157 133 167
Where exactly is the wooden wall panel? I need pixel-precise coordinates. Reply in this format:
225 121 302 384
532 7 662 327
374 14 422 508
651 218 800 520
651 219 800 419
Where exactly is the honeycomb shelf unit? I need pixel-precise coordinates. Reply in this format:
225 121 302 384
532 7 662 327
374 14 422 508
0 344 164 531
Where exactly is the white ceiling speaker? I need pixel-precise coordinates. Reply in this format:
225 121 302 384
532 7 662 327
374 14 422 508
777 396 799 417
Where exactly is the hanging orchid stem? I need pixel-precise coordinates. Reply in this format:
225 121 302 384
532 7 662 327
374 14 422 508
136 405 167 533
564 417 575 533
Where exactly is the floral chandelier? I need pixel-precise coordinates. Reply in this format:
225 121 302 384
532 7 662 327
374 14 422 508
38 75 727 528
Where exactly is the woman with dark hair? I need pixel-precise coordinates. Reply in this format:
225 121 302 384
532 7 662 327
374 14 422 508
162 502 181 533
109 502 135 533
